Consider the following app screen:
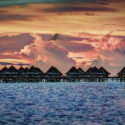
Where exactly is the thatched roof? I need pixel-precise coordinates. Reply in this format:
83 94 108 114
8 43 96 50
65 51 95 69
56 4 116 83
27 66 44 74
66 66 80 74
99 67 110 74
8 66 17 72
78 67 85 74
86 66 110 75
85 67 92 74
46 66 62 75
35 67 44 74
117 67 125 74
86 66 102 74
24 67 29 73
90 66 100 74
18 67 25 73
1 67 8 72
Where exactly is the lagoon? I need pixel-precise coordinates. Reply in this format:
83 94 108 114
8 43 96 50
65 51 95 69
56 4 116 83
0 82 125 125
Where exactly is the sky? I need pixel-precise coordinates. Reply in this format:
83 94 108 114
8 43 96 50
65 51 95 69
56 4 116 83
0 0 125 75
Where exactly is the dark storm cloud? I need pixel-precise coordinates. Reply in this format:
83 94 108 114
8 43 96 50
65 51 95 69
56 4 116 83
0 0 96 7
99 3 109 5
0 62 30 66
50 33 62 40
43 5 116 13
0 0 120 7
0 15 36 21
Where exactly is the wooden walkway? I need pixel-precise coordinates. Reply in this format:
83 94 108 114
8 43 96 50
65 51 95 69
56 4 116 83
0 76 125 83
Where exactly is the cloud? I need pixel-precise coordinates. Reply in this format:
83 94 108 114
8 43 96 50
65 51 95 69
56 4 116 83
16 33 76 73
43 5 116 13
50 33 63 41
99 3 109 5
0 0 76 7
0 62 29 66
63 42 95 52
84 13 95 16
0 10 7 13
0 32 21 37
0 15 36 21
0 0 107 7
0 33 33 53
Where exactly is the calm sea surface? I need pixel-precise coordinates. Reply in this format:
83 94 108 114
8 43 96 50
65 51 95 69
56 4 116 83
0 82 125 125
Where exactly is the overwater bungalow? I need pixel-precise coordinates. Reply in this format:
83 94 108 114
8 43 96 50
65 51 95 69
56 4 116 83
8 66 18 80
85 66 110 82
1 66 18 82
66 66 80 78
45 66 62 82
85 66 102 78
117 67 125 77
26 66 44 82
1 67 10 79
18 67 25 74
34 67 44 81
18 67 27 82
78 67 85 78
85 67 93 77
98 67 110 78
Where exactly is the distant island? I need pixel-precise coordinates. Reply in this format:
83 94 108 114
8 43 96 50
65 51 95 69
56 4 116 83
0 65 125 83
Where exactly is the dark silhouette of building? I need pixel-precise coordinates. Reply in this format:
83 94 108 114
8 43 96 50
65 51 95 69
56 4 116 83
46 66 62 77
117 67 125 77
66 66 80 78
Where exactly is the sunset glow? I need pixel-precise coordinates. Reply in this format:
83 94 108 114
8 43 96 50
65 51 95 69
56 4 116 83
0 0 125 75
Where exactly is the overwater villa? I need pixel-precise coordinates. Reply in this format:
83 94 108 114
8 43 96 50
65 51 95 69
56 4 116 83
24 67 29 73
18 67 27 82
8 66 18 79
85 66 108 78
26 66 44 82
18 67 25 75
0 66 18 82
117 67 125 77
98 67 110 78
85 67 93 77
0 65 124 83
66 66 80 78
78 67 85 77
1 67 9 77
45 66 62 82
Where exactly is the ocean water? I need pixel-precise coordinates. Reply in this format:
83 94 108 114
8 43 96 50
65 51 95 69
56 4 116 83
0 82 125 125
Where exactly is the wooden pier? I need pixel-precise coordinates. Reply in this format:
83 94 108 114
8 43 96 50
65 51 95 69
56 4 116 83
0 76 125 83
0 65 125 83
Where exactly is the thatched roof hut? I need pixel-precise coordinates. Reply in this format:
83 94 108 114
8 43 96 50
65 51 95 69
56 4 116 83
66 66 80 75
90 66 100 74
117 67 125 77
78 67 85 74
46 66 62 76
8 66 18 74
85 67 93 74
35 67 44 74
24 67 29 73
99 67 110 75
18 67 25 74
86 66 110 77
27 66 44 74
1 67 9 74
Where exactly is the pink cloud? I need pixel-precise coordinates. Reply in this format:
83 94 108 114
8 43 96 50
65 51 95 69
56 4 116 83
16 33 76 73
